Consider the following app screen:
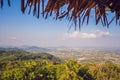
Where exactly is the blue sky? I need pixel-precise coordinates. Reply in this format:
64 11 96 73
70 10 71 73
0 0 120 48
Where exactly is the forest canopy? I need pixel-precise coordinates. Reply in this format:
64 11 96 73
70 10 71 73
0 49 120 80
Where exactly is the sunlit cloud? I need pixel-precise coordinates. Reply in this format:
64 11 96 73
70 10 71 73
11 37 17 40
62 30 111 40
95 30 111 37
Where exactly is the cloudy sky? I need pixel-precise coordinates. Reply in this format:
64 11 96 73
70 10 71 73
0 0 120 48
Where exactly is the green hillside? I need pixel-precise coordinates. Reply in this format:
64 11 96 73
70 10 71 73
0 50 61 63
0 60 120 80
0 50 120 80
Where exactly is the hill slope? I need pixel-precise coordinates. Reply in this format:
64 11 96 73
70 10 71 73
0 49 61 63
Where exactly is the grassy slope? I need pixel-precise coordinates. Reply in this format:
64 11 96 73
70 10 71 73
0 50 62 63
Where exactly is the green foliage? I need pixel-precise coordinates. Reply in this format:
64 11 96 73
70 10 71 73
0 50 62 63
0 50 120 80
1 60 120 80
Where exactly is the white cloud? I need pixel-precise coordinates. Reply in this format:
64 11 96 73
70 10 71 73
69 31 97 39
11 37 17 40
95 30 111 37
62 30 111 40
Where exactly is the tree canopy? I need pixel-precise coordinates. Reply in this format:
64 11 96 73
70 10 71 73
0 0 120 28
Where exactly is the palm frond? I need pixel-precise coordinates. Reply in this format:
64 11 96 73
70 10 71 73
1 0 120 29
0 0 3 8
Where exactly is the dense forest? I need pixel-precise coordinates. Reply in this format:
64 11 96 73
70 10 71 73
0 50 120 80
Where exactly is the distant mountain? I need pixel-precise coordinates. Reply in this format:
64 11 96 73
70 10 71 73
0 46 51 53
0 47 21 51
22 46 50 53
0 47 6 50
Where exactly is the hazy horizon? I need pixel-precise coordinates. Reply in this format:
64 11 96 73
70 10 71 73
0 45 120 49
